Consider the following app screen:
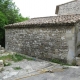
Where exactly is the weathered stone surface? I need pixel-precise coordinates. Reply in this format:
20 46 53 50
0 45 1 49
56 0 80 15
76 57 80 66
0 50 5 54
0 45 5 54
0 45 4 50
5 26 75 62
0 60 4 72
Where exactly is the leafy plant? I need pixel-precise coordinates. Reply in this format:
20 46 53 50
0 0 29 47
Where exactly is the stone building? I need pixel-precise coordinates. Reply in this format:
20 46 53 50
55 0 80 15
5 0 80 64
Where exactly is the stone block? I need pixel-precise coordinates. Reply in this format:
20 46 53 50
0 60 4 72
1 47 4 50
0 45 1 50
76 57 80 66
0 50 5 54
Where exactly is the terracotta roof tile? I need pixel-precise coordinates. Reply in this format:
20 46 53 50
5 14 80 27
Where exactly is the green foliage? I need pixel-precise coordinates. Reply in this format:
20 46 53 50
0 53 33 62
51 58 76 66
0 11 7 27
0 0 29 47
51 58 72 66
12 53 34 62
0 54 12 61
4 62 11 66
0 11 7 45
13 66 22 70
0 0 29 24
12 53 27 62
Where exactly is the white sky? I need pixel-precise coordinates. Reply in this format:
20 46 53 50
12 0 73 18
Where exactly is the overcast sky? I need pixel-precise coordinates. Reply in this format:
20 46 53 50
12 0 73 18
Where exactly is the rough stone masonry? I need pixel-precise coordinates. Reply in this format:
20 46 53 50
5 0 80 64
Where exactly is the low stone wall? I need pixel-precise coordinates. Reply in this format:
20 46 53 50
5 25 74 61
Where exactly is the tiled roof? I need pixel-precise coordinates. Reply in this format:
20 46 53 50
5 14 80 27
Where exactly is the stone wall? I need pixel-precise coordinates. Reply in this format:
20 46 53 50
5 25 74 61
76 22 80 56
57 1 80 15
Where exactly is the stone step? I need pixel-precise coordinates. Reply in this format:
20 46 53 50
0 60 4 72
76 57 80 66
0 45 4 50
0 45 5 54
0 50 5 54
0 47 4 50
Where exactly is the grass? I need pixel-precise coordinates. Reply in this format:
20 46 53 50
51 58 72 66
0 53 33 62
0 53 34 66
0 55 13 61
12 53 34 62
4 62 11 66
0 53 75 66
13 66 22 70
11 53 28 62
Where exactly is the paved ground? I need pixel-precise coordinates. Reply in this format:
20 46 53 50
0 58 80 80
0 58 62 80
0 47 80 80
21 67 80 80
0 52 80 80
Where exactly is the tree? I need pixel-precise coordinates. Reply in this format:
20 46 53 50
0 11 7 46
0 0 29 24
0 0 29 47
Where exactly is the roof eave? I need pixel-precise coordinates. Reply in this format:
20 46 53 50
5 22 75 29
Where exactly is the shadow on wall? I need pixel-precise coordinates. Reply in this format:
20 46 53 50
0 28 5 47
